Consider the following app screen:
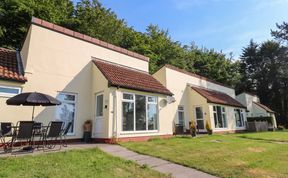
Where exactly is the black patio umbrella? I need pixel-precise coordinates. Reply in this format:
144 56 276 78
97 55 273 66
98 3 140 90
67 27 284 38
6 92 61 120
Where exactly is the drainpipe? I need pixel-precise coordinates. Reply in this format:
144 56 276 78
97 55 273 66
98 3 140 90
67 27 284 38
112 90 118 139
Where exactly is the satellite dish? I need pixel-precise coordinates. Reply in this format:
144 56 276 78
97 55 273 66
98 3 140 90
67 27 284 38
160 99 167 107
167 96 176 104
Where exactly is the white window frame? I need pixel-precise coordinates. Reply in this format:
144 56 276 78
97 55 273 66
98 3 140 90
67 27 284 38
121 92 159 134
213 105 228 129
55 92 78 136
95 93 104 118
0 85 21 97
234 108 245 128
177 105 185 126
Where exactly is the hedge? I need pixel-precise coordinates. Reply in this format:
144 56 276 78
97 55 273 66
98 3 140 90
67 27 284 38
247 117 273 124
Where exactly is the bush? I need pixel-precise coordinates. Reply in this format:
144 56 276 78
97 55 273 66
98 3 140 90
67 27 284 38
247 117 273 124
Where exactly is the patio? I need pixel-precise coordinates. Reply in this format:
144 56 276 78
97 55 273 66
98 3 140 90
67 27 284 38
0 143 99 157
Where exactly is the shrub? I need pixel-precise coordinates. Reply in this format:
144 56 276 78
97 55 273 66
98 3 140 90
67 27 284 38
206 121 212 135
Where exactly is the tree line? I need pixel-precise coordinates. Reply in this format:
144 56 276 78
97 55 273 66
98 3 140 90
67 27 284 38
0 0 287 126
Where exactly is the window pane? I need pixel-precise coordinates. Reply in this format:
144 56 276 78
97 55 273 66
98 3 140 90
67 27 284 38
217 106 223 128
196 107 203 119
56 100 75 133
58 93 75 102
222 113 227 127
0 87 20 95
96 94 103 117
178 111 184 126
148 104 157 130
213 113 218 128
122 102 134 131
123 93 133 100
148 96 157 103
136 95 146 131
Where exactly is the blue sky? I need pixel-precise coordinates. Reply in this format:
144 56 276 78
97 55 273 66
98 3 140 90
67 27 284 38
81 0 288 58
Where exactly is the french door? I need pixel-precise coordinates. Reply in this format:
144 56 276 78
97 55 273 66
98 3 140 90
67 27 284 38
195 106 205 131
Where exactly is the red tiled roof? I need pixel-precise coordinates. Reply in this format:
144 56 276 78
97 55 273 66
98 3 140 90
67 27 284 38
93 60 173 96
31 17 149 62
0 48 26 82
253 102 274 113
191 86 245 108
164 64 233 89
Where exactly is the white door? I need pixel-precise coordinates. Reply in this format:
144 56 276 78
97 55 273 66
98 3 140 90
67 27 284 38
94 93 104 136
195 106 205 132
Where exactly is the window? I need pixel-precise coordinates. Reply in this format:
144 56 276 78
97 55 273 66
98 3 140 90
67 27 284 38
234 109 245 127
122 94 134 131
122 93 158 132
96 94 103 117
147 97 157 130
0 86 21 97
177 106 184 126
56 92 77 134
213 106 227 128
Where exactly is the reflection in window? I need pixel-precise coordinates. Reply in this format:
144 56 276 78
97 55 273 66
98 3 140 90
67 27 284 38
213 106 227 128
56 93 77 133
235 109 245 127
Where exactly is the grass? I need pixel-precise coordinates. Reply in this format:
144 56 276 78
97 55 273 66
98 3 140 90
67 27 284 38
121 133 288 178
0 148 170 178
237 130 288 142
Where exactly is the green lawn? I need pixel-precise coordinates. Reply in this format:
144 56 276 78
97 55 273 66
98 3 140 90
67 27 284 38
237 130 288 142
0 148 170 178
121 133 288 178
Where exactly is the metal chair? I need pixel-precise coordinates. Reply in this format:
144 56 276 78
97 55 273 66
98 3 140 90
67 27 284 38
42 121 63 151
9 121 35 154
61 122 72 147
0 122 13 150
32 122 43 147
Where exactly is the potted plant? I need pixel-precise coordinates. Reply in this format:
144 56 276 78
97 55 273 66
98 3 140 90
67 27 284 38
206 121 213 135
83 120 92 143
190 121 197 137
83 120 92 132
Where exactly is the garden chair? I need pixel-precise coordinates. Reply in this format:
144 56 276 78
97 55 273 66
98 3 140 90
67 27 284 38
0 122 13 150
9 121 35 154
61 122 72 147
32 122 43 147
42 121 63 151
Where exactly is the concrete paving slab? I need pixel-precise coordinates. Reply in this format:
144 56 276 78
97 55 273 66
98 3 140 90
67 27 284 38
97 144 218 178
136 157 170 168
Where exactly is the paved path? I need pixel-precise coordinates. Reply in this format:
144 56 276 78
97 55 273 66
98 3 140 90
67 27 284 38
97 144 217 178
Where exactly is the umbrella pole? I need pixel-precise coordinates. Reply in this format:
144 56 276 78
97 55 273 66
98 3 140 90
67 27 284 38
32 106 35 121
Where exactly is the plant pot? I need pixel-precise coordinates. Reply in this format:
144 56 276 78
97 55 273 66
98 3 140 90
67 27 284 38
191 130 197 137
207 130 213 135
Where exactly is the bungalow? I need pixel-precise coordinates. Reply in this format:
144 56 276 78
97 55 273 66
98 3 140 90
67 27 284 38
153 65 247 133
236 92 277 128
0 17 174 142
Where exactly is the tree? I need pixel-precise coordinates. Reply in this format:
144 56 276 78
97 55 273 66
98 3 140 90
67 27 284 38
238 39 288 126
271 22 288 44
0 0 74 48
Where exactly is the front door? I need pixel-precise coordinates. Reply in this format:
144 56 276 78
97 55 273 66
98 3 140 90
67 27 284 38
195 106 205 131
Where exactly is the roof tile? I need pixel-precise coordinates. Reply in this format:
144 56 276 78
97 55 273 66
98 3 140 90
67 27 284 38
93 60 173 96
0 48 27 82
253 102 274 113
191 86 245 108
